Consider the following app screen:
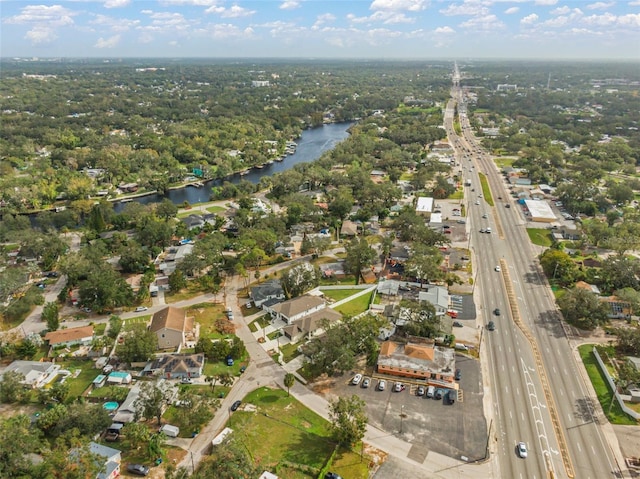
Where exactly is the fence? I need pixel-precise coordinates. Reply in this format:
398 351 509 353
592 346 640 420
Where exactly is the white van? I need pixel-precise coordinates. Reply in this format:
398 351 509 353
426 386 436 398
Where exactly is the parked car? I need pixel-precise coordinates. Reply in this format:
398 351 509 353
393 382 404 392
378 380 386 391
230 400 242 412
517 442 528 458
181 377 193 384
127 464 150 476
434 388 444 400
455 369 461 381
453 321 463 328
445 389 456 405
362 377 370 388
325 473 343 479
351 374 363 385
417 386 425 397
135 306 148 312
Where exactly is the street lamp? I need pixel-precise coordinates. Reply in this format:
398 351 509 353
400 405 406 434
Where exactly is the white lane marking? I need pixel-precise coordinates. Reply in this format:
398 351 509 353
577 442 582 452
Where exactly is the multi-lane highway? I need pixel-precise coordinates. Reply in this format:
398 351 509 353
446 63 623 479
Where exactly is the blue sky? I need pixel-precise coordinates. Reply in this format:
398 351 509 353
1 1 639 59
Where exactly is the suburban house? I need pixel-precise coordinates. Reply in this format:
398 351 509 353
89 442 121 479
340 220 359 237
112 384 142 423
250 281 286 308
2 360 60 389
44 325 94 348
418 285 450 316
376 338 456 384
319 261 346 279
282 307 342 343
149 306 195 350
575 281 602 295
142 353 205 379
266 295 327 325
600 296 632 319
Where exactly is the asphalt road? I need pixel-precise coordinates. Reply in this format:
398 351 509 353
447 76 624 479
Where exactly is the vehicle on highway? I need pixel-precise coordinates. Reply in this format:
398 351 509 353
475 201 480 205
135 306 148 312
455 369 461 381
480 228 486 233
456 219 466 224
230 400 242 412
127 464 150 476
378 380 386 391
494 308 501 316
487 321 496 331
505 204 511 208
351 374 363 385
453 321 463 328
495 265 501 272
362 377 370 388
482 213 488 218
417 386 425 396
517 442 528 458
485 227 492 233
393 382 404 392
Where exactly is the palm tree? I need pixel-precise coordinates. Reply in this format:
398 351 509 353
284 373 295 397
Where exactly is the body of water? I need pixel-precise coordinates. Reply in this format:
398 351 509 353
116 122 352 209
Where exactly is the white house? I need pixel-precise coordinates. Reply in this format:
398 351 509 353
266 295 327 324
418 285 450 315
415 197 434 216
2 360 60 389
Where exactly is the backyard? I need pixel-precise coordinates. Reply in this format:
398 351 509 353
333 291 374 317
227 387 372 479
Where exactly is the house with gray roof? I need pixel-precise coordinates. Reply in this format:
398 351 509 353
143 353 205 379
250 280 285 308
265 295 327 325
418 285 450 315
2 360 60 389
283 307 342 343
112 384 142 423
89 442 121 479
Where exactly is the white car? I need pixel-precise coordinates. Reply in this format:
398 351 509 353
517 442 528 458
351 374 363 385
135 306 148 312
495 266 501 272
378 380 386 391
475 201 480 205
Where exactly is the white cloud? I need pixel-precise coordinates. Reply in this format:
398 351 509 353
629 0 640 5
5 4 77 45
205 23 255 39
370 0 427 12
139 11 193 32
205 5 256 18
279 0 300 10
434 26 455 34
582 12 618 25
521 13 539 25
460 14 505 31
104 0 130 8
440 2 489 16
505 7 519 15
348 10 416 24
617 13 640 27
312 13 336 29
534 0 558 5
160 0 219 5
25 26 57 45
94 34 121 48
586 2 615 10
551 6 570 15
91 14 140 32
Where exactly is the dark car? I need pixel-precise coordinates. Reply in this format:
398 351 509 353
325 473 343 479
487 321 496 331
494 308 501 316
434 388 444 400
445 389 456 405
455 368 461 381
453 321 463 328
127 464 150 476
230 400 242 412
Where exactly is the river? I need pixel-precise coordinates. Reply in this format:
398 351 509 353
117 122 352 209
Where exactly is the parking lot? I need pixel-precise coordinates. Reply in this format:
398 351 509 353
330 355 488 462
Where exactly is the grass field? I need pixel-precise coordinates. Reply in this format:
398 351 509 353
448 189 464 200
577 345 637 425
478 173 494 207
59 359 98 399
206 205 226 214
526 228 553 247
123 316 150 331
334 291 373 317
227 387 371 479
320 288 362 302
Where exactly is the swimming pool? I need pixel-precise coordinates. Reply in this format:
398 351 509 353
103 402 119 411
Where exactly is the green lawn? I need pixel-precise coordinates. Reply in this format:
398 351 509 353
494 157 517 169
59 359 99 399
279 342 302 363
93 323 107 335
448 189 464 200
320 288 362 302
227 387 371 479
206 205 226 214
333 291 373 317
577 345 637 425
123 316 150 331
478 173 494 207
526 228 553 247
